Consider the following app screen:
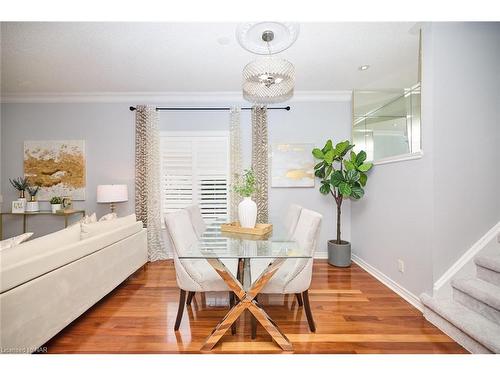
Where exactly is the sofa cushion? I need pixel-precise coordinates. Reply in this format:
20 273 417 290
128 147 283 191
1 221 143 293
81 214 137 239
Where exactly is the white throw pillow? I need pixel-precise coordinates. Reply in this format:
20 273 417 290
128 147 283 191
81 214 137 239
81 213 97 224
0 232 34 251
69 212 97 228
99 213 117 222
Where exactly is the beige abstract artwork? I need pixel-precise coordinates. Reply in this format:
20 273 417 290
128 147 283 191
24 140 86 201
271 143 315 188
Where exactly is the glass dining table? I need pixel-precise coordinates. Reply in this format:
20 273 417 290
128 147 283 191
179 221 311 351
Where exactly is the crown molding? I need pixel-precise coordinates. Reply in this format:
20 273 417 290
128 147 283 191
0 90 352 104
294 90 352 102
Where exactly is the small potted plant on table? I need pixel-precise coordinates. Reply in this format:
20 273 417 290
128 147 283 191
233 169 257 228
26 186 40 212
50 196 63 213
9 177 29 202
312 140 373 267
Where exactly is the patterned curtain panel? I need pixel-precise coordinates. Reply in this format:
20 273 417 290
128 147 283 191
229 106 242 222
251 105 269 223
135 105 166 261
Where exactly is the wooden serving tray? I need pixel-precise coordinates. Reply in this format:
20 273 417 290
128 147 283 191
220 222 273 237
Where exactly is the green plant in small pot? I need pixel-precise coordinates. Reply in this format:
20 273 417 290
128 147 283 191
9 177 29 200
50 196 63 214
233 169 257 228
312 140 373 267
26 186 40 212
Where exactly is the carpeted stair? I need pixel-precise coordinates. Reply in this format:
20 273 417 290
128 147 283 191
420 237 500 353
475 254 500 287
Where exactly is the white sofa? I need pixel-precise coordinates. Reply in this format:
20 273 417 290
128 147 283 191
0 214 147 353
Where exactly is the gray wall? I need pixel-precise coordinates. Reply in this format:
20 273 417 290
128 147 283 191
351 22 500 297
0 104 2 209
159 101 352 256
430 22 500 279
350 132 435 295
1 103 136 238
1 101 351 256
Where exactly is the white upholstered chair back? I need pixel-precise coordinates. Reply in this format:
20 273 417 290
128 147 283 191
292 208 322 256
164 210 203 291
282 208 322 294
165 210 198 256
183 204 206 238
284 203 302 239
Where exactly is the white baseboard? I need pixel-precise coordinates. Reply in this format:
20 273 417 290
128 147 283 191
433 221 500 294
351 254 423 312
314 252 328 259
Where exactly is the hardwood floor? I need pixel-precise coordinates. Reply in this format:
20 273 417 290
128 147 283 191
43 260 467 354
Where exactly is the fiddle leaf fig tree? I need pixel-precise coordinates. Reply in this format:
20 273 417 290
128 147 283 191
312 140 373 245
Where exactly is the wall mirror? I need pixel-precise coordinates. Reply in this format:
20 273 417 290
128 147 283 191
352 28 422 164
352 84 421 162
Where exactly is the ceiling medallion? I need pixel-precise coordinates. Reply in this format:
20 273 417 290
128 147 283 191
236 22 300 55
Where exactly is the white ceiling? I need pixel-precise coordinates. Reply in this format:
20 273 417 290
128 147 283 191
0 22 419 95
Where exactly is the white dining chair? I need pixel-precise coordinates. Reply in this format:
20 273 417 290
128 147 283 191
183 204 206 238
250 208 322 335
284 203 303 239
164 210 238 331
282 204 304 308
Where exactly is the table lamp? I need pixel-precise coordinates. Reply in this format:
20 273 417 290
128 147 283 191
97 185 128 213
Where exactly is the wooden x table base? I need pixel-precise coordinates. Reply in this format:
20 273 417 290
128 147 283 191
201 257 293 351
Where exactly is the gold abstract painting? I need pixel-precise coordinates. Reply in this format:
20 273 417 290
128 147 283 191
271 143 315 188
24 140 86 201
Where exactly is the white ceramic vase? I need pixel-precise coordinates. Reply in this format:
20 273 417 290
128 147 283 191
238 197 257 228
51 204 62 214
25 201 39 212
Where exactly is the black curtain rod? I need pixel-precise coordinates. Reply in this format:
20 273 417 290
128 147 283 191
129 106 290 112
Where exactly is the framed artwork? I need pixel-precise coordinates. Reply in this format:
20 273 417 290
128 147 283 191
24 140 86 201
62 196 73 210
12 200 26 213
271 143 315 188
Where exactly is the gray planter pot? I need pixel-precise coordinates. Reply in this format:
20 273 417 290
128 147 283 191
328 240 351 267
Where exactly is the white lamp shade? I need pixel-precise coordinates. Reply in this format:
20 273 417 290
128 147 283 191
97 185 128 203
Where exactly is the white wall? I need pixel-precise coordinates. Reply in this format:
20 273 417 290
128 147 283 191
351 22 500 298
1 100 352 255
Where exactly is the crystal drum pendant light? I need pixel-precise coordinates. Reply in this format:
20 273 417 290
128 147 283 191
243 56 295 104
239 23 298 104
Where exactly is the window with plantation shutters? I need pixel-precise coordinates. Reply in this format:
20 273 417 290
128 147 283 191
160 132 230 225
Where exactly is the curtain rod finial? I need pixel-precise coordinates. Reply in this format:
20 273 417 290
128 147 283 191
129 106 136 111
285 106 291 111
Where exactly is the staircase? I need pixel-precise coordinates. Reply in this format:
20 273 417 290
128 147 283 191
421 240 500 353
